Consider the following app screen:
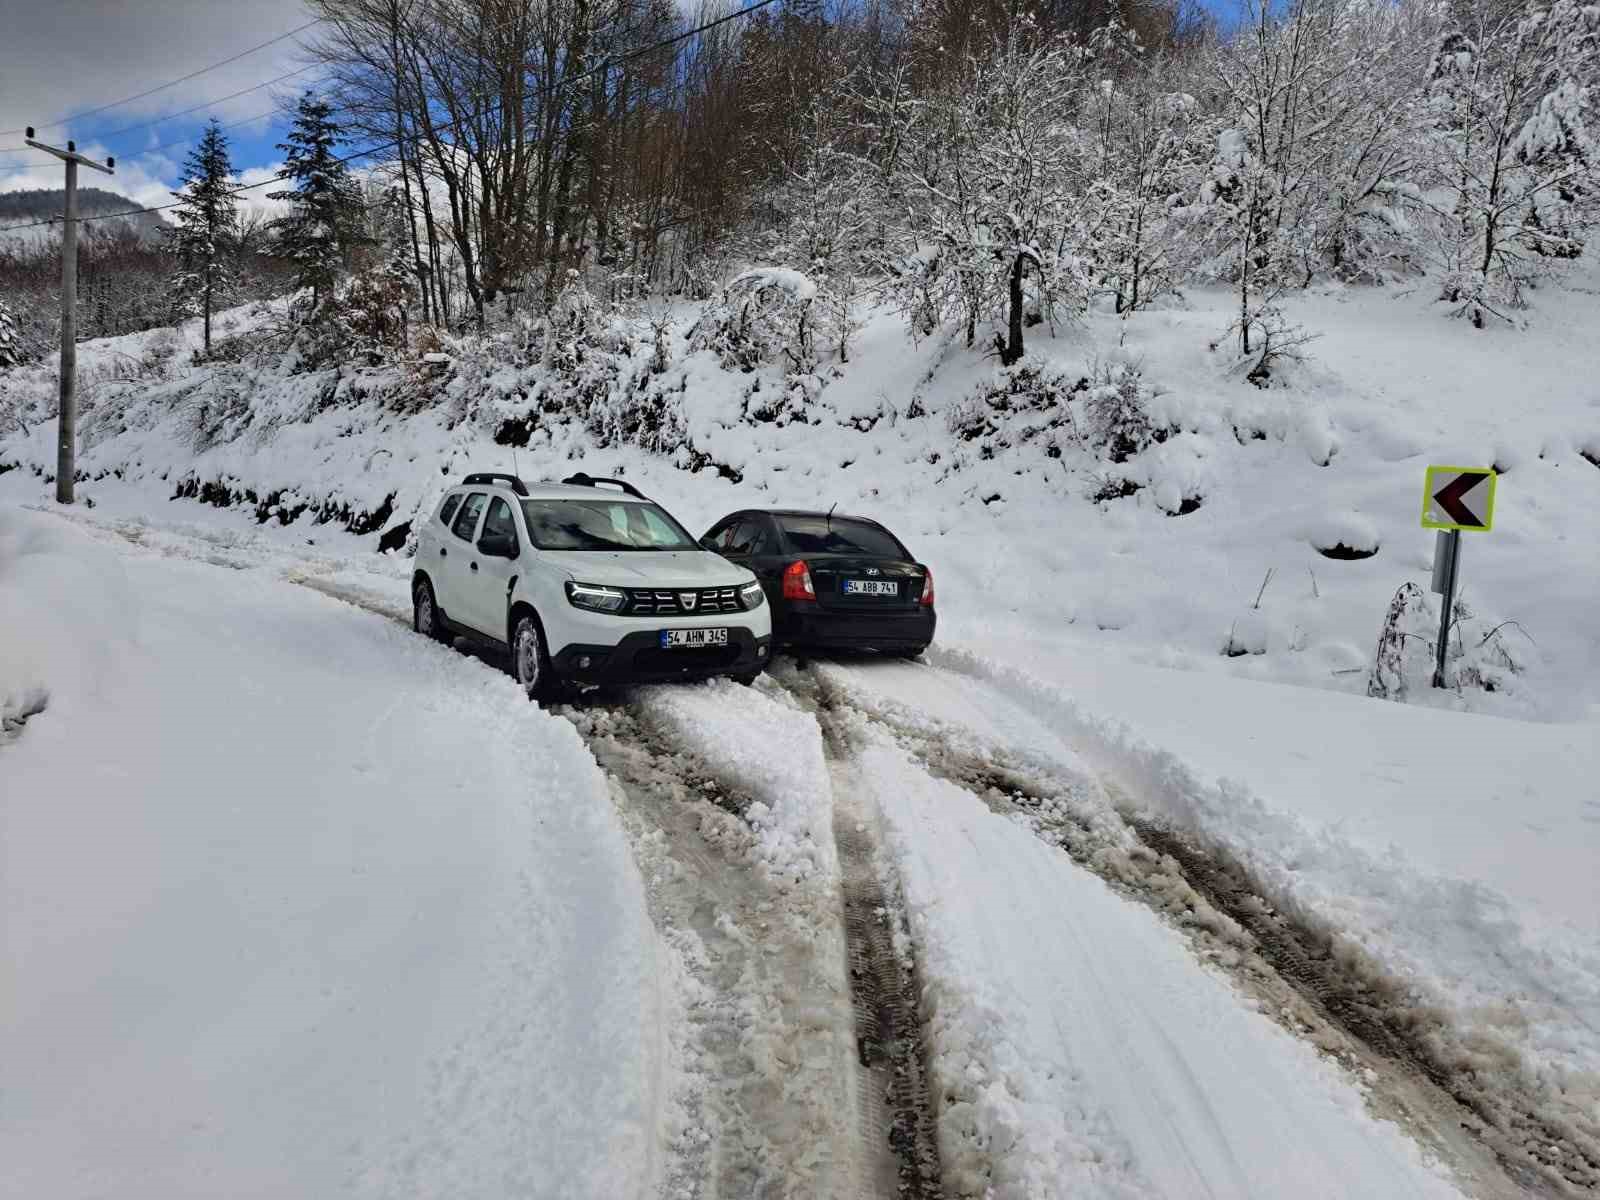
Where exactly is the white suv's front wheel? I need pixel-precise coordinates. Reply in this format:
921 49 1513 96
413 578 447 643
511 612 552 701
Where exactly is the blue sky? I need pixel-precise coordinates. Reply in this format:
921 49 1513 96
0 0 319 218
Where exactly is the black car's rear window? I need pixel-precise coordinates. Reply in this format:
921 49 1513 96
777 516 906 558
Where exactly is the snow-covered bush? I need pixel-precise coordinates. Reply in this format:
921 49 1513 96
340 263 413 366
1081 358 1167 462
688 268 821 374
947 360 1086 457
1367 582 1534 703
0 298 26 368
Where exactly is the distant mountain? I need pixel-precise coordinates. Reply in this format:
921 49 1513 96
0 186 170 252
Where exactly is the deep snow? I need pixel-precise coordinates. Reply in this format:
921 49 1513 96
0 507 670 1199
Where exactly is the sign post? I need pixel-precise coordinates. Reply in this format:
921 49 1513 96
1420 466 1496 688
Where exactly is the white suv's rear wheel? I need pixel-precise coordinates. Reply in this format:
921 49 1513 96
511 613 551 701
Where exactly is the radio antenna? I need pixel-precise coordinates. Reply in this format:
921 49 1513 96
826 501 837 529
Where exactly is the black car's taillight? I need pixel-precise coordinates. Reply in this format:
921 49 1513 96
919 569 934 607
782 560 816 601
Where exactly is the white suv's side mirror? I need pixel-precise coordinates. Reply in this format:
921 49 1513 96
478 532 519 559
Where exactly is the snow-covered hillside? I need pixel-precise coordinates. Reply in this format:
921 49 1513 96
3 259 1598 720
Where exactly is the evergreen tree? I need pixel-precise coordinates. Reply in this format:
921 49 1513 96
166 118 238 354
268 93 363 308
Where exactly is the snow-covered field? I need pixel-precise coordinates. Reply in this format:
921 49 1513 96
4 260 1600 1197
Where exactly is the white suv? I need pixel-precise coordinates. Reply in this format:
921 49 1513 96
413 472 772 699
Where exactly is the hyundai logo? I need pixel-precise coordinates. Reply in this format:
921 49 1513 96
679 592 699 611
864 567 880 575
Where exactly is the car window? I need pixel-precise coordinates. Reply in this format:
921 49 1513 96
451 493 487 541
708 520 740 551
437 494 461 527
481 497 518 548
519 499 699 551
727 518 768 556
777 516 906 558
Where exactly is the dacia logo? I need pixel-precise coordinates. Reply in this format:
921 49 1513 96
679 592 699 612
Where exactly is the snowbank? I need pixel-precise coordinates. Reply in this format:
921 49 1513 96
1 509 670 1199
0 506 133 736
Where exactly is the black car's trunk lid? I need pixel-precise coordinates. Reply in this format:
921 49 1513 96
806 555 925 611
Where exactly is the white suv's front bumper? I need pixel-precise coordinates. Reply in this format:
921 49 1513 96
546 600 773 684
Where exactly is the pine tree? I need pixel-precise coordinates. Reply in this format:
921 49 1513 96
268 93 363 309
166 118 238 354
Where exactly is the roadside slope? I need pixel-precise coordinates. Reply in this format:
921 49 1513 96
0 506 669 1200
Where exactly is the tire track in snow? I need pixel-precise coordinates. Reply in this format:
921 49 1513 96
558 697 907 1200
827 751 944 1200
790 660 1583 1200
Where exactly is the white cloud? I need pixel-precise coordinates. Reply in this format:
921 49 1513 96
0 0 314 170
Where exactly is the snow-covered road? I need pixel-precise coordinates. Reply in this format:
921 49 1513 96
1 508 669 1199
6 500 1588 1199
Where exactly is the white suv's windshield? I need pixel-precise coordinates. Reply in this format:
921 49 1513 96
521 498 699 552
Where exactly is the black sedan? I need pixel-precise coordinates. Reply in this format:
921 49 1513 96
702 509 935 656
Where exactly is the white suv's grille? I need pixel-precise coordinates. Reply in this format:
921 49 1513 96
625 587 744 616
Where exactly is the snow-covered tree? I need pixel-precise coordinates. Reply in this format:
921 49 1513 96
1425 0 1600 325
1081 22 1213 313
885 28 1092 363
268 92 365 308
765 99 870 361
166 119 239 354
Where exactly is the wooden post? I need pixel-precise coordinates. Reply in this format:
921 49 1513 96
24 131 115 505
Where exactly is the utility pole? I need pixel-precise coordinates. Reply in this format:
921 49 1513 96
23 129 114 505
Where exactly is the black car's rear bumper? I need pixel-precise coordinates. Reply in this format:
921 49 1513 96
778 603 936 651
552 629 771 685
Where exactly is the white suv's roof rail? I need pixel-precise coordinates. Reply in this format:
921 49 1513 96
462 472 529 496
561 472 650 501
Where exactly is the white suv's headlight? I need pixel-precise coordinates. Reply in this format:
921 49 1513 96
739 581 765 610
566 581 627 613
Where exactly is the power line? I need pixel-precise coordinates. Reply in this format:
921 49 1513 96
91 64 321 146
0 0 782 236
0 18 325 138
0 64 318 157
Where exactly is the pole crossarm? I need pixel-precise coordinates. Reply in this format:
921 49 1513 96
24 135 115 175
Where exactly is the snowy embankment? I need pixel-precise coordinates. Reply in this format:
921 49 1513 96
3 260 1598 720
0 507 670 1199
